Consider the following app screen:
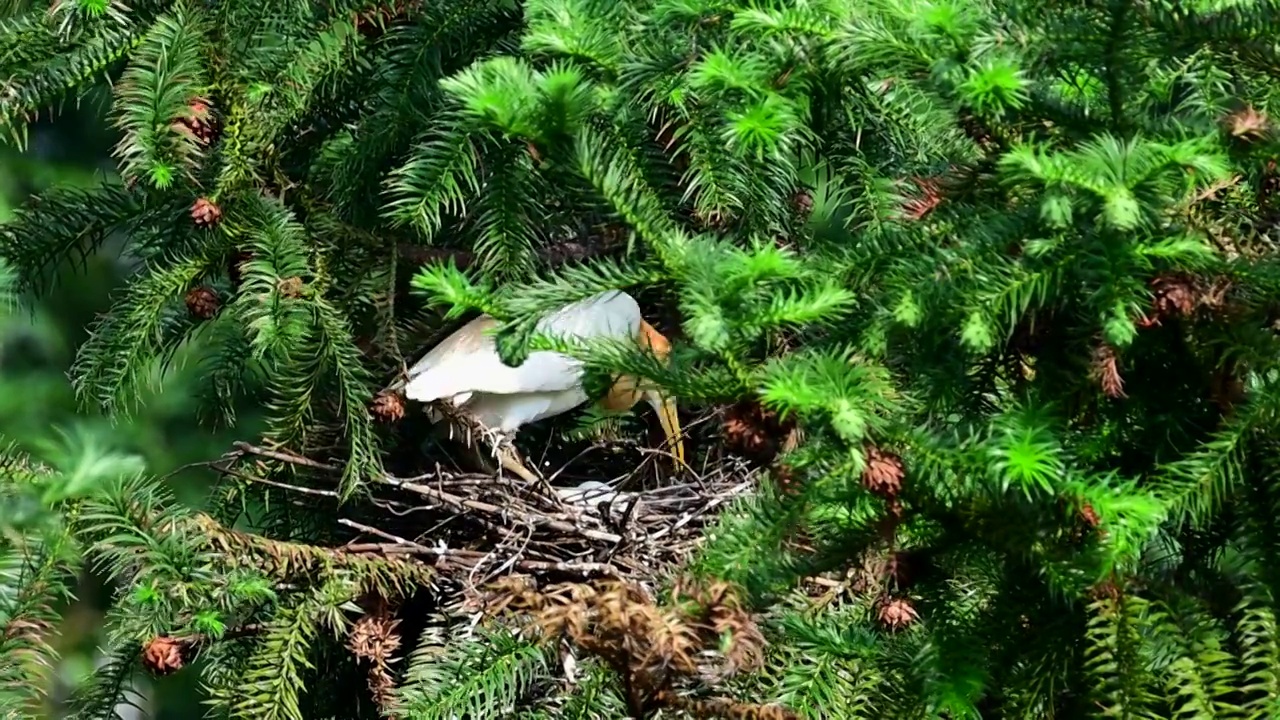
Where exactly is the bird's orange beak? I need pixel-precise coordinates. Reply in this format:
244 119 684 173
643 388 685 469
637 321 684 470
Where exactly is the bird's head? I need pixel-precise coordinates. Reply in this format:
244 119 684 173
601 320 685 469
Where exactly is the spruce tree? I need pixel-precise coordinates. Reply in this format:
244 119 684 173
4 0 1280 718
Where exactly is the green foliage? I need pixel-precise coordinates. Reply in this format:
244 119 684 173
4 0 1280 717
396 624 551 719
0 411 149 716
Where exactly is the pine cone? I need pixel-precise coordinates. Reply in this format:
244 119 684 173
185 286 220 320
179 100 218 145
191 197 222 227
141 636 185 675
371 391 405 423
862 446 904 498
723 402 771 457
876 596 918 631
1225 106 1270 141
276 276 304 299
1152 274 1197 318
722 401 795 465
1091 344 1126 399
1140 273 1233 328
958 113 998 150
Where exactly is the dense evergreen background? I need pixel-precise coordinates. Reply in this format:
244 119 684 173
4 0 1280 718
0 93 242 718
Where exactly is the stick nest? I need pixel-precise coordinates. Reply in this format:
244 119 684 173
217 420 757 593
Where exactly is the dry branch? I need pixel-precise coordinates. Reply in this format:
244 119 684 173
477 576 793 720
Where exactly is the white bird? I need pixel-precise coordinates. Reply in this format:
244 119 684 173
402 290 685 482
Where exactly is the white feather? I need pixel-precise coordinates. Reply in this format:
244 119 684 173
404 291 642 431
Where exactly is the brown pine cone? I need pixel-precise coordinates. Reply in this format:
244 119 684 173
1151 274 1197 319
862 446 904 498
722 401 795 465
179 100 218 145
185 286 220 320
876 596 918 631
276 276 304 299
142 636 185 675
370 391 405 423
723 403 770 457
191 197 222 227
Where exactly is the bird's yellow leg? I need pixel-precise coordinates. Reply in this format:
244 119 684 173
495 443 542 484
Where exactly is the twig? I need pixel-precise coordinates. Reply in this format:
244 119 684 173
383 476 624 544
339 519 619 578
646 480 753 543
232 441 335 471
218 464 340 498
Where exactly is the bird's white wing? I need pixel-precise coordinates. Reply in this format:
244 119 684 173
403 291 642 403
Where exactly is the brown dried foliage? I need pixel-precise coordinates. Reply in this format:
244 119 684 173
353 0 423 37
1137 273 1231 328
481 577 782 719
348 606 403 712
899 176 944 221
1225 106 1270 141
1091 344 1126 399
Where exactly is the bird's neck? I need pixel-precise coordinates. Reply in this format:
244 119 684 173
598 322 668 411
639 320 670 356
600 375 640 411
